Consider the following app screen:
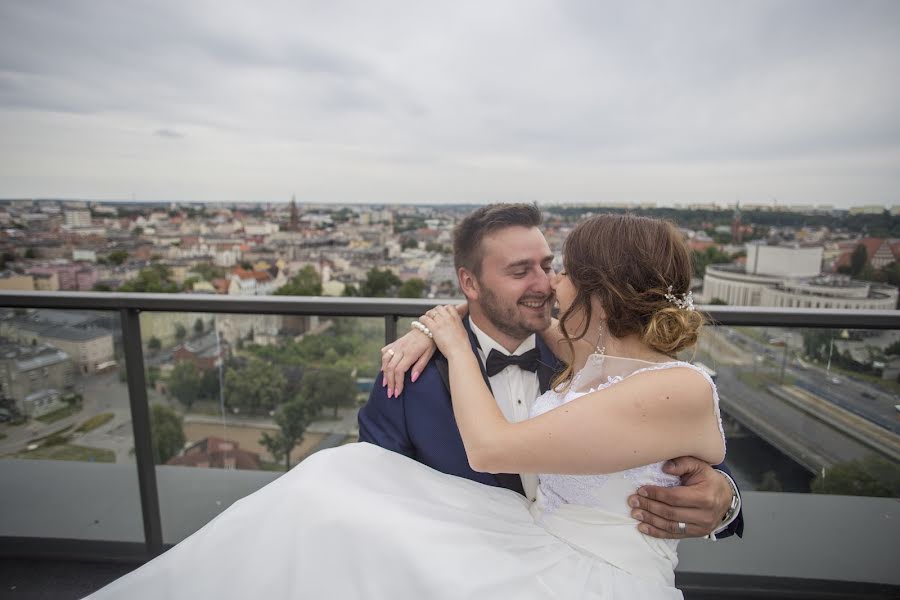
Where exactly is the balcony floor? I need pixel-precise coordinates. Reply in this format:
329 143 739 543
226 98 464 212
1 558 135 600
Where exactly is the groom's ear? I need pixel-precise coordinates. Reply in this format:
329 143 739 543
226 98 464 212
458 267 480 301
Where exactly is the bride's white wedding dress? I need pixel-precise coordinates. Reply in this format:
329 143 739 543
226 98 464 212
86 357 722 599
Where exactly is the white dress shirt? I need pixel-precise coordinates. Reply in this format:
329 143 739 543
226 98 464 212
469 317 540 502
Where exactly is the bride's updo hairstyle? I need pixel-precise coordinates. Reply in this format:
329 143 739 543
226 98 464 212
556 214 704 380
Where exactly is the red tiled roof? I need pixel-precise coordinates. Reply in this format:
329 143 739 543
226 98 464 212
167 436 262 470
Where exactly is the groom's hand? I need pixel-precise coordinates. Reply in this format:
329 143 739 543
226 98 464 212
627 456 732 539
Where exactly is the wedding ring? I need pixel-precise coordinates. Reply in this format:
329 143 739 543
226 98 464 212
677 522 687 534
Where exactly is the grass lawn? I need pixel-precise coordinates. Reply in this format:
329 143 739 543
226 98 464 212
19 444 115 463
75 412 115 433
35 404 81 424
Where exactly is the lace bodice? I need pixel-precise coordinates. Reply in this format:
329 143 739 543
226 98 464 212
530 360 725 516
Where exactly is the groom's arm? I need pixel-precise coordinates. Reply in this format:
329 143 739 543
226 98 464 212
628 457 744 540
358 371 416 458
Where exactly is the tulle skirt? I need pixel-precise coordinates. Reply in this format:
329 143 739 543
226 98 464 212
87 443 682 599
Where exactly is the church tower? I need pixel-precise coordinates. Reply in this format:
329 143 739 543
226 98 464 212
289 194 299 232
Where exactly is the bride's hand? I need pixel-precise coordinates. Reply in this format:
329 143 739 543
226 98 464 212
380 304 468 398
419 305 470 362
381 329 437 398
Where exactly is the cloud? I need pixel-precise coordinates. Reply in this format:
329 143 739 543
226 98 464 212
0 0 898 206
155 128 184 139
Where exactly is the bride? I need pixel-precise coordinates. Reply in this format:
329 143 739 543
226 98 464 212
87 214 725 599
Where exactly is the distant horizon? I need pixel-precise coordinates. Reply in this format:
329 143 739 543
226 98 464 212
0 196 896 211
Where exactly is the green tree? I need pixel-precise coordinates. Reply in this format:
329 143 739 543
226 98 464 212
0 250 15 269
885 339 900 356
174 323 187 340
193 318 204 334
691 247 733 277
259 397 315 471
274 265 323 296
24 247 37 259
92 283 113 292
398 278 427 299
811 455 900 497
107 250 129 265
190 263 226 281
169 362 202 409
708 297 728 305
850 244 868 277
147 336 162 352
182 276 199 292
224 358 287 415
146 366 161 389
341 283 360 297
401 237 419 250
118 264 179 293
801 329 836 361
300 366 357 418
360 267 401 297
151 404 186 464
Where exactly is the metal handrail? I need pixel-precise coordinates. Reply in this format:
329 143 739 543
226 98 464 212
0 289 897 561
1 290 898 328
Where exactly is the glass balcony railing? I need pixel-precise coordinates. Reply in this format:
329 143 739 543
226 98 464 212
0 291 897 598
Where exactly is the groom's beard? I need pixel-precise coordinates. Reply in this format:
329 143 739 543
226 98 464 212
479 285 552 341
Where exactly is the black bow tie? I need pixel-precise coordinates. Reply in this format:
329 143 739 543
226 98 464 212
485 348 541 377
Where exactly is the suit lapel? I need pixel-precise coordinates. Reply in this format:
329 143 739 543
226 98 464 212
435 317 492 395
535 336 561 394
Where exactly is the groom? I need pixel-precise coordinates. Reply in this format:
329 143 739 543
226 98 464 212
359 203 743 540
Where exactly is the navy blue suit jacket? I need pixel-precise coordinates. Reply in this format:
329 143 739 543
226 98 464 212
358 319 743 538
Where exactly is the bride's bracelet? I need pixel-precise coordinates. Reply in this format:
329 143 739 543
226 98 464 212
411 320 434 339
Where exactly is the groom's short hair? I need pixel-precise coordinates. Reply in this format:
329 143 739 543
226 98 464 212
453 203 543 276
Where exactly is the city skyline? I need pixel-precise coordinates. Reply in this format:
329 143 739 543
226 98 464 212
1 1 899 208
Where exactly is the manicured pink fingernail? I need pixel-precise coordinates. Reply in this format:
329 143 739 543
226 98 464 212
382 379 387 387
386 388 392 398
411 371 419 382
638 488 648 497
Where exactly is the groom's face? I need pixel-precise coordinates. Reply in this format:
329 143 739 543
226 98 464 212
470 226 555 340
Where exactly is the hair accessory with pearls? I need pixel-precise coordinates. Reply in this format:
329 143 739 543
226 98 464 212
664 286 695 311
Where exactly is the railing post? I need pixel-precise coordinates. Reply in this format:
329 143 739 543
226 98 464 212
384 314 398 345
119 308 164 558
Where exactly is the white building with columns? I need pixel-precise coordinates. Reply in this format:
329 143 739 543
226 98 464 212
702 243 897 310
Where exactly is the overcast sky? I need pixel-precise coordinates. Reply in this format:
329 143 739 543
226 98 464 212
1 0 898 207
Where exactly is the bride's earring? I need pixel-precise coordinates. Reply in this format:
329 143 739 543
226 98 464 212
594 322 605 357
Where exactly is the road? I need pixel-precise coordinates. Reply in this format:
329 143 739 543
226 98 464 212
717 327 899 434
